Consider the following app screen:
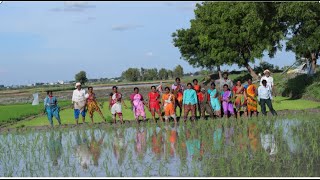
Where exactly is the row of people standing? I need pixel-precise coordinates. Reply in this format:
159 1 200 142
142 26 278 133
43 69 277 127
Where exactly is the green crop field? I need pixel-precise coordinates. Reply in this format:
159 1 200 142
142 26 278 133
0 101 71 127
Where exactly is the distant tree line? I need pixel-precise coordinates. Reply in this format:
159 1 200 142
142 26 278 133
121 65 184 82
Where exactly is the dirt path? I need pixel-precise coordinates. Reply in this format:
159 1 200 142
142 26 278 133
1 108 319 134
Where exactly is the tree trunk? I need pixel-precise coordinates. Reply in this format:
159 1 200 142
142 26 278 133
245 63 259 81
311 52 317 74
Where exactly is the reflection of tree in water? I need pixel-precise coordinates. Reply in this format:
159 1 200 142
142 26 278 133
48 130 63 167
74 129 91 170
89 129 105 167
112 129 128 166
134 127 147 160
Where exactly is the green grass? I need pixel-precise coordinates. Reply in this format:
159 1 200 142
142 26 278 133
0 101 71 127
269 96 320 111
10 100 154 128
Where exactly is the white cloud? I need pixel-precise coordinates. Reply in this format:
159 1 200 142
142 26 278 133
50 1 96 12
146 52 153 57
111 24 144 31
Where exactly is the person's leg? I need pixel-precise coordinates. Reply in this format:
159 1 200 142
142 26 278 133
184 105 190 122
266 99 277 116
81 110 86 124
141 108 147 121
98 109 107 122
151 108 156 123
53 107 62 125
47 108 54 127
112 114 116 124
200 104 205 119
206 104 215 119
74 109 80 125
172 114 177 124
119 113 124 124
156 107 163 123
222 102 229 118
191 104 196 121
260 99 267 116
228 103 236 119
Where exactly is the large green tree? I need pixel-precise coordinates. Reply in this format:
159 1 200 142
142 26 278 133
277 2 320 74
173 2 285 80
121 68 141 82
158 68 169 80
173 65 184 78
75 71 88 85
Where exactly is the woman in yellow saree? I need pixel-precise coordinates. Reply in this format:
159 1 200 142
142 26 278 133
246 78 258 117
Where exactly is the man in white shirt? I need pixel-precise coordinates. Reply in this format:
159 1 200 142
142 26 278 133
260 69 275 96
72 82 87 125
258 80 277 116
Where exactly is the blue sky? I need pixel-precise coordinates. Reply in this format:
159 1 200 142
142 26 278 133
0 1 296 86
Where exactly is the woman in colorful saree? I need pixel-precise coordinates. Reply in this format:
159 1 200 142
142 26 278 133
130 87 147 123
232 80 247 118
44 90 62 127
221 84 236 118
246 78 258 117
162 87 177 124
85 87 107 124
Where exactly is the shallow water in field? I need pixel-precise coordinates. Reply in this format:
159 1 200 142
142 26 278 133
0 117 319 177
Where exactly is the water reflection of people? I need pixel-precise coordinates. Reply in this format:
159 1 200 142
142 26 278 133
213 123 223 151
113 129 128 166
260 132 278 162
168 125 178 157
248 123 260 153
135 127 147 159
89 130 105 167
151 126 164 160
185 128 201 160
75 129 91 170
48 130 63 166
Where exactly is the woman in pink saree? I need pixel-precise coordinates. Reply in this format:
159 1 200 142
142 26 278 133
130 87 147 123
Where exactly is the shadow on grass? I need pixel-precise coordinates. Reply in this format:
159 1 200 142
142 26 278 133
281 72 320 99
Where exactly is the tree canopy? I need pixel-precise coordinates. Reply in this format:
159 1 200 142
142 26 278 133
172 2 287 80
75 71 88 85
277 2 320 74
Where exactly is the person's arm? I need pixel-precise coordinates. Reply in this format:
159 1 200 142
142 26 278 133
109 94 112 110
121 95 128 108
218 70 222 80
194 90 198 104
172 95 176 108
269 86 273 100
257 87 261 102
183 91 186 105
271 77 276 97
161 95 164 107
72 91 75 104
243 88 247 100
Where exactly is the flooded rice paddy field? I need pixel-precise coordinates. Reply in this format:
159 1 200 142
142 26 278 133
0 115 320 177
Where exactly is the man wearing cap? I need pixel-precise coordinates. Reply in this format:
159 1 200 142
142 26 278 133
72 82 87 125
260 69 275 96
